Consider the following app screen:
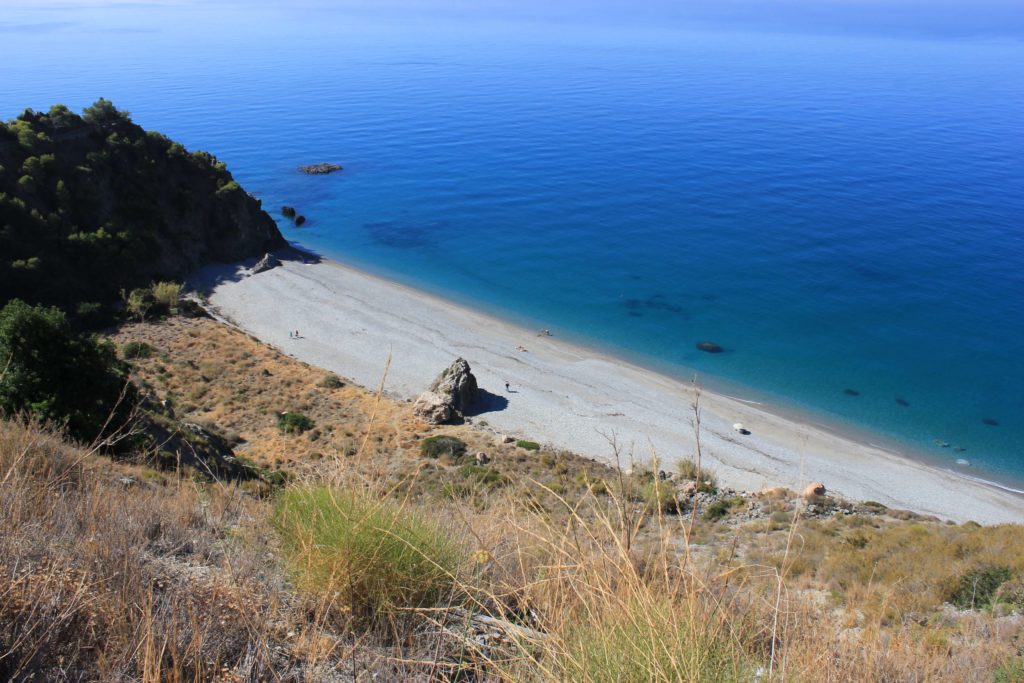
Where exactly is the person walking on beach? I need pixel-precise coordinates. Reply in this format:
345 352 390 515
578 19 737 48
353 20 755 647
505 381 511 392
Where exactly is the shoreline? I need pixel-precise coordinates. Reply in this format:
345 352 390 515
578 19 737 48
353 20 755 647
190 250 1024 524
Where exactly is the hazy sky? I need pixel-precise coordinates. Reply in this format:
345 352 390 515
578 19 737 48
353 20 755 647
2 0 1022 40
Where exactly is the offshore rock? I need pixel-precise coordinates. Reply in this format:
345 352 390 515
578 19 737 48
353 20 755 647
298 163 343 175
413 358 480 425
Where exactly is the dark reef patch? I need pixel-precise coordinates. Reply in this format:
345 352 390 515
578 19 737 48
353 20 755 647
982 418 999 427
623 294 685 315
843 389 860 396
895 398 910 407
364 219 449 249
696 341 724 354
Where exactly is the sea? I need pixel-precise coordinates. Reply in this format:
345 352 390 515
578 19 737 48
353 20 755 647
2 1 1022 488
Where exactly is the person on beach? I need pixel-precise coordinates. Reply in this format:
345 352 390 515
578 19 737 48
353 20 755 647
505 381 511 392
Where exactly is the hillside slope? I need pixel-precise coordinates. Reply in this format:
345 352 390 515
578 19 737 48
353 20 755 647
0 100 283 312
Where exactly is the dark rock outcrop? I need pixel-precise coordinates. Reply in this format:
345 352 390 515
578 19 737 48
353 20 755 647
413 358 480 425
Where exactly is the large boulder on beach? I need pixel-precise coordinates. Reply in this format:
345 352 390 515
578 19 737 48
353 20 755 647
251 252 281 274
413 358 480 425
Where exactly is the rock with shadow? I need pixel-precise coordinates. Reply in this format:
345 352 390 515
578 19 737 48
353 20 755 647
413 357 480 425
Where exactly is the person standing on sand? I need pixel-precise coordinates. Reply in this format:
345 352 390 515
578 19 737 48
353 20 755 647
505 381 511 392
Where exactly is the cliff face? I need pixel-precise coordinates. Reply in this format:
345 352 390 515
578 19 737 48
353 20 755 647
0 100 284 310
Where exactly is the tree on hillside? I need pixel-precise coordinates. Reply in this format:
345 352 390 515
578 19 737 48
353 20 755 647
0 299 132 442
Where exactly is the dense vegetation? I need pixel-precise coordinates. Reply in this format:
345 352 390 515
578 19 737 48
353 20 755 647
0 100 283 316
0 299 131 442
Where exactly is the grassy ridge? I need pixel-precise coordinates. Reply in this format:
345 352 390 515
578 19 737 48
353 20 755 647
2 318 1024 681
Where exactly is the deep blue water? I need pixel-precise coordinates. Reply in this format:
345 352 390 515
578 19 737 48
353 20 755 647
2 2 1022 485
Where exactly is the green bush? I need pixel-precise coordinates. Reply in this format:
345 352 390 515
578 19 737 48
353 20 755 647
318 373 345 389
704 500 731 521
277 411 314 435
459 463 507 490
949 565 1014 609
516 439 540 451
0 299 132 442
122 341 154 359
645 480 682 514
151 281 182 309
420 435 466 459
677 458 717 491
559 596 757 682
272 487 464 622
993 656 1024 683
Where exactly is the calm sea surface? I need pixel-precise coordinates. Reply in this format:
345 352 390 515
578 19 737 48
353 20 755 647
3 2 1022 485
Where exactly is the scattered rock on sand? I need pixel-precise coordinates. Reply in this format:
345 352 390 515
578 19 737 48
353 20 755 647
251 253 281 274
696 341 724 353
413 358 480 425
803 482 826 501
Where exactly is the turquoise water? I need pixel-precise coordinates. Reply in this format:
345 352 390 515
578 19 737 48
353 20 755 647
2 3 1022 484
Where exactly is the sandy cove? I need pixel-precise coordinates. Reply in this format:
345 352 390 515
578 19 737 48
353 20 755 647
191 251 1024 525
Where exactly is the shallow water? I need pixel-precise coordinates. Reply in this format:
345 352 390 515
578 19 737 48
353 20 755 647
2 2 1022 484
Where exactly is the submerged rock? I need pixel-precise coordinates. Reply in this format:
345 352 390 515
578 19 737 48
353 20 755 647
251 252 281 274
982 418 999 427
413 358 480 425
281 206 296 218
298 163 343 175
895 397 910 407
696 341 724 354
843 388 860 396
294 215 307 227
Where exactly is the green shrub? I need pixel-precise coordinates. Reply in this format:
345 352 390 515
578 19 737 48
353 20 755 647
645 480 682 515
676 458 718 492
318 373 345 389
559 596 757 682
949 565 1014 609
272 487 464 622
516 439 540 451
420 435 466 459
459 463 507 490
151 281 182 309
0 299 132 442
122 341 154 359
277 411 314 435
704 500 731 521
993 656 1024 683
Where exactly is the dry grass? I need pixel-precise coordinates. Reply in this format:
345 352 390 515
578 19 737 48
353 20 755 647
3 317 1023 681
